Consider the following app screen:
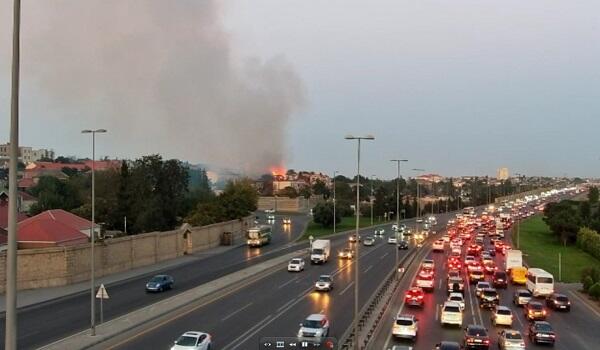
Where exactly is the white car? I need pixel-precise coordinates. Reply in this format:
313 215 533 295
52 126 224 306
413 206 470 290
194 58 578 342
442 234 450 242
297 313 330 338
171 331 211 350
287 258 305 272
440 301 463 326
415 275 434 292
447 292 465 311
491 305 513 326
283 217 291 225
391 224 398 231
392 314 418 340
432 239 445 252
388 236 398 244
314 275 333 291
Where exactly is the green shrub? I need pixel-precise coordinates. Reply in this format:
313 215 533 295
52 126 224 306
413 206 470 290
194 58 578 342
577 227 600 260
583 276 595 292
588 282 600 300
581 266 600 284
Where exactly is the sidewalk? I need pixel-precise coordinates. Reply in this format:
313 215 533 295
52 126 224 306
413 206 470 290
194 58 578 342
0 244 241 313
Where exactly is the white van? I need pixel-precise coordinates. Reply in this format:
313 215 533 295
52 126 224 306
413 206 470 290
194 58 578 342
440 301 463 326
526 268 554 297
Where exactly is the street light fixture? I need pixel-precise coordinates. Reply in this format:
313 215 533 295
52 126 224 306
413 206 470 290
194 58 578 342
345 134 374 350
82 128 107 336
390 159 408 278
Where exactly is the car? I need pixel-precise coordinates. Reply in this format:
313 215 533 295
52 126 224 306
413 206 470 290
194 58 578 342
283 217 291 224
391 224 398 231
464 255 476 265
398 240 409 249
524 301 547 320
388 346 413 350
447 257 462 271
483 261 496 274
479 288 500 309
415 273 434 292
448 277 465 294
416 218 424 223
264 208 275 214
442 234 451 242
487 249 496 257
145 274 174 292
451 246 462 256
463 324 490 349
441 301 463 326
392 314 419 340
491 306 513 327
267 214 275 221
528 321 555 345
363 236 375 246
546 293 571 311
467 262 483 273
388 236 398 244
314 275 333 292
497 329 526 350
374 229 385 237
338 248 354 259
418 266 434 279
297 313 330 338
469 270 485 284
475 282 491 297
492 271 508 288
171 331 211 350
513 289 532 306
435 341 462 350
422 258 435 269
405 287 425 307
349 234 360 243
448 292 465 311
287 258 305 272
467 244 481 256
433 239 445 252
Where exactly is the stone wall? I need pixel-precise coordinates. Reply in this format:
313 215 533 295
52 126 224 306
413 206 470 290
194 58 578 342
258 196 321 212
0 216 253 292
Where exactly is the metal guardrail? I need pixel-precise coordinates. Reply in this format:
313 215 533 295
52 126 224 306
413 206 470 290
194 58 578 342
338 248 418 349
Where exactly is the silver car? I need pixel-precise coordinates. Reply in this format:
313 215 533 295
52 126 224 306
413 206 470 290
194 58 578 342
298 313 330 338
513 289 532 306
315 275 333 291
498 329 526 349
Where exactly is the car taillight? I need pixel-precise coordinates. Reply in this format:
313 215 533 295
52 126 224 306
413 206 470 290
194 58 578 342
542 310 547 315
418 295 423 299
484 339 490 344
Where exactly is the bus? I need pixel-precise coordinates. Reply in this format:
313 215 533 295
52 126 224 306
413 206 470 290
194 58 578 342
247 225 272 247
526 268 554 297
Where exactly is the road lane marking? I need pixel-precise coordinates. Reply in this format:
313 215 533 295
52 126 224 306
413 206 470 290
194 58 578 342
438 278 443 289
380 252 390 260
276 299 296 313
221 302 253 321
338 282 355 296
278 276 299 289
364 264 374 274
569 290 600 318
435 303 440 320
224 314 273 350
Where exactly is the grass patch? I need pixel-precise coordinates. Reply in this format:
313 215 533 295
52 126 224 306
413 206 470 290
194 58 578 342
300 216 390 240
518 215 600 283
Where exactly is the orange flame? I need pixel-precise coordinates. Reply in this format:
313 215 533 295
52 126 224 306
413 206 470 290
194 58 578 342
269 165 286 177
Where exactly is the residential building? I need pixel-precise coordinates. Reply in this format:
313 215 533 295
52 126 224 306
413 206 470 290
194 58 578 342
497 167 510 180
417 173 444 183
0 142 54 163
0 190 37 213
0 196 28 229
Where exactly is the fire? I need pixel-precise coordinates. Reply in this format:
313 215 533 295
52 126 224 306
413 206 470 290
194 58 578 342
269 165 286 177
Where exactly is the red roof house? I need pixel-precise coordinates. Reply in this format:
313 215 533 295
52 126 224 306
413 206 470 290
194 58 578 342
16 209 93 249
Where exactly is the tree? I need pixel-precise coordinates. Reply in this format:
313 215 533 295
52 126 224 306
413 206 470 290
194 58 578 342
299 187 312 199
589 186 599 205
29 176 82 215
217 178 258 220
580 201 592 222
543 201 582 245
312 180 331 198
312 201 340 227
279 186 299 198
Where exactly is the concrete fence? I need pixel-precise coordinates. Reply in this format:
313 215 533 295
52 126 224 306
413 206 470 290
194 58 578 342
0 216 253 292
258 196 323 212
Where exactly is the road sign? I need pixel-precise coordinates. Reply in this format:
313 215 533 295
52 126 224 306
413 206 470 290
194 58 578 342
96 284 109 299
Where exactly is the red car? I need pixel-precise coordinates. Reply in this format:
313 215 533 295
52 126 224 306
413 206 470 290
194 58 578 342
447 257 462 270
405 287 425 307
483 262 496 274
467 244 482 256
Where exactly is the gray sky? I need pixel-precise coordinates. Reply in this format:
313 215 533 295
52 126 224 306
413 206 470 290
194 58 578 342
2 1 599 178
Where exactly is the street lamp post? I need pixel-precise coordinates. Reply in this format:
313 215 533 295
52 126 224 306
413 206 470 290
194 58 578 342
413 169 425 236
333 170 338 234
345 134 374 350
5 1 21 348
370 175 376 226
391 159 408 278
82 129 107 336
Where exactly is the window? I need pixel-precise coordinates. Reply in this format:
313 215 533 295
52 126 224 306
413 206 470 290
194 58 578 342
537 277 553 284
444 305 460 313
396 318 414 326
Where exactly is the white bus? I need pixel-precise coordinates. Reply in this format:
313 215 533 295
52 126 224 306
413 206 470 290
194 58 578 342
247 225 272 247
526 268 554 297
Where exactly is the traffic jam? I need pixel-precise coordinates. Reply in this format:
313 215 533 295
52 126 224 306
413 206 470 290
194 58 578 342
388 204 572 350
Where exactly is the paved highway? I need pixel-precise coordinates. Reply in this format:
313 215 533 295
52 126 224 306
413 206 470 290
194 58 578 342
0 213 310 349
108 212 460 350
374 205 600 350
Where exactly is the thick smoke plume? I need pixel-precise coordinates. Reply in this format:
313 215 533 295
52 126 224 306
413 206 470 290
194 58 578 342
11 1 305 174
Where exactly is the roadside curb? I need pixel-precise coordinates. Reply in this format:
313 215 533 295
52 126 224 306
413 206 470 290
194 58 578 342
38 249 306 350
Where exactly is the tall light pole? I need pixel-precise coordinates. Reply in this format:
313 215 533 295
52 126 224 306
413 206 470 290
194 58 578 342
391 159 408 277
345 134 374 350
413 169 425 235
5 1 21 348
82 129 107 336
333 170 338 234
370 174 376 226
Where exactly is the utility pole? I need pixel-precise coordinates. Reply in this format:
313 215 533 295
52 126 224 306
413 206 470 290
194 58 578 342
5 1 21 348
391 159 408 278
370 174 375 226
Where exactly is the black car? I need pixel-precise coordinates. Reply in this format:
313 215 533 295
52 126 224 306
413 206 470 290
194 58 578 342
492 271 508 289
487 249 496 257
479 288 499 309
145 274 174 292
528 321 556 345
546 293 571 311
524 301 547 320
398 240 409 250
435 341 461 350
463 324 490 349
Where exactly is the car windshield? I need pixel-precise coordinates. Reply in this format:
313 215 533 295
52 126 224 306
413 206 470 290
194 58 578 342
505 331 522 340
291 259 301 264
530 303 543 310
483 290 497 297
495 272 506 278
556 296 569 302
150 276 164 283
395 318 414 326
477 283 490 288
467 327 487 336
450 296 462 301
175 336 198 346
519 291 532 297
302 320 322 328
318 276 331 282
444 305 460 312
535 323 553 332
313 249 323 254
496 309 511 315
